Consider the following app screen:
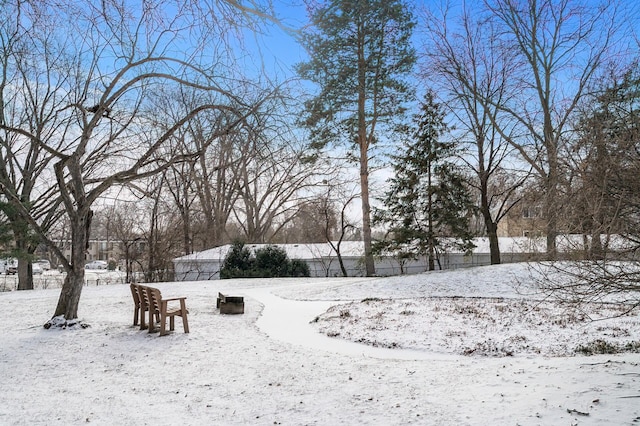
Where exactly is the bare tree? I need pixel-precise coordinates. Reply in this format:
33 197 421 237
531 59 640 312
325 186 359 277
0 3 67 289
166 156 198 255
234 141 319 243
276 196 338 244
478 0 623 259
422 3 527 264
232 93 323 244
108 203 145 283
0 0 282 327
141 173 184 283
191 110 241 249
155 87 242 253
191 87 285 248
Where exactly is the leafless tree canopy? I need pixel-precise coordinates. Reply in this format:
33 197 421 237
475 0 621 258
422 2 528 265
2 0 640 324
0 0 292 324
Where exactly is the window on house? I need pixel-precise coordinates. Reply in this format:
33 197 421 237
522 206 541 219
523 230 543 238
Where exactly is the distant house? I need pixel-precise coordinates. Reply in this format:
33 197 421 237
172 238 543 281
498 202 547 238
52 239 146 264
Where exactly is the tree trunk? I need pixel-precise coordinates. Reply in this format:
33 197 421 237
479 168 501 264
481 204 501 264
14 233 34 290
487 223 501 264
590 232 604 260
16 260 33 291
357 19 375 277
545 144 559 260
336 244 348 277
147 192 160 283
47 209 91 325
427 239 435 271
359 155 375 276
181 206 192 255
9 217 35 290
427 155 435 271
51 262 85 321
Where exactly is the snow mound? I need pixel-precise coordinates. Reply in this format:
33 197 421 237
311 297 640 357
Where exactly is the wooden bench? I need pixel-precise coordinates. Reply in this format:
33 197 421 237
130 283 189 336
130 283 158 330
217 292 244 314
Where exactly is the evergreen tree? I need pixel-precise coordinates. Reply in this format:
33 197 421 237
375 91 475 271
255 245 290 277
220 241 254 279
296 0 416 276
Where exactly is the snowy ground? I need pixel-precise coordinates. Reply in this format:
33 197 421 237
1 263 639 425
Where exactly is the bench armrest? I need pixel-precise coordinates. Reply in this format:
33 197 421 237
162 297 187 302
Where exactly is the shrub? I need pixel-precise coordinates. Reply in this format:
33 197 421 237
574 339 640 355
289 259 310 277
220 242 310 279
108 260 117 271
220 241 255 279
255 245 290 277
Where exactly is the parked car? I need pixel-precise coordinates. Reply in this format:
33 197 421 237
85 260 108 270
32 263 43 275
2 259 44 275
36 259 51 271
2 258 18 275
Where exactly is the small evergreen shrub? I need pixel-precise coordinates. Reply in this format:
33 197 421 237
220 241 255 279
255 245 290 277
289 259 310 277
220 242 310 279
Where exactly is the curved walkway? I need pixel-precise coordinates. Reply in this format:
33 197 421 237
244 287 458 361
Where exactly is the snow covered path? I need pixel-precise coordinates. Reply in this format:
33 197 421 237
246 287 456 360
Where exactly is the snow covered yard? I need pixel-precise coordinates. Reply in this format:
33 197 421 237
0 264 639 425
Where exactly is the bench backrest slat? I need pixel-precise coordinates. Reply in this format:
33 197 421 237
147 287 161 313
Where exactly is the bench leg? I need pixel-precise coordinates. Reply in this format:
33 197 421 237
159 312 168 336
169 316 175 332
148 308 158 333
180 300 189 333
182 314 189 334
140 307 147 330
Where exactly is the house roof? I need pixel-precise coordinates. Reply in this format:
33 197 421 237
173 241 365 262
173 235 635 263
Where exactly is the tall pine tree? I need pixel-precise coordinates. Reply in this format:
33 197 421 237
296 0 415 276
375 91 475 271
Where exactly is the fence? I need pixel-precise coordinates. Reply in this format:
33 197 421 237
0 271 128 292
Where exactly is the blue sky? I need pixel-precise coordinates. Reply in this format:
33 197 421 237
233 0 309 80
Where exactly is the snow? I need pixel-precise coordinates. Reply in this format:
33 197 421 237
1 263 639 425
